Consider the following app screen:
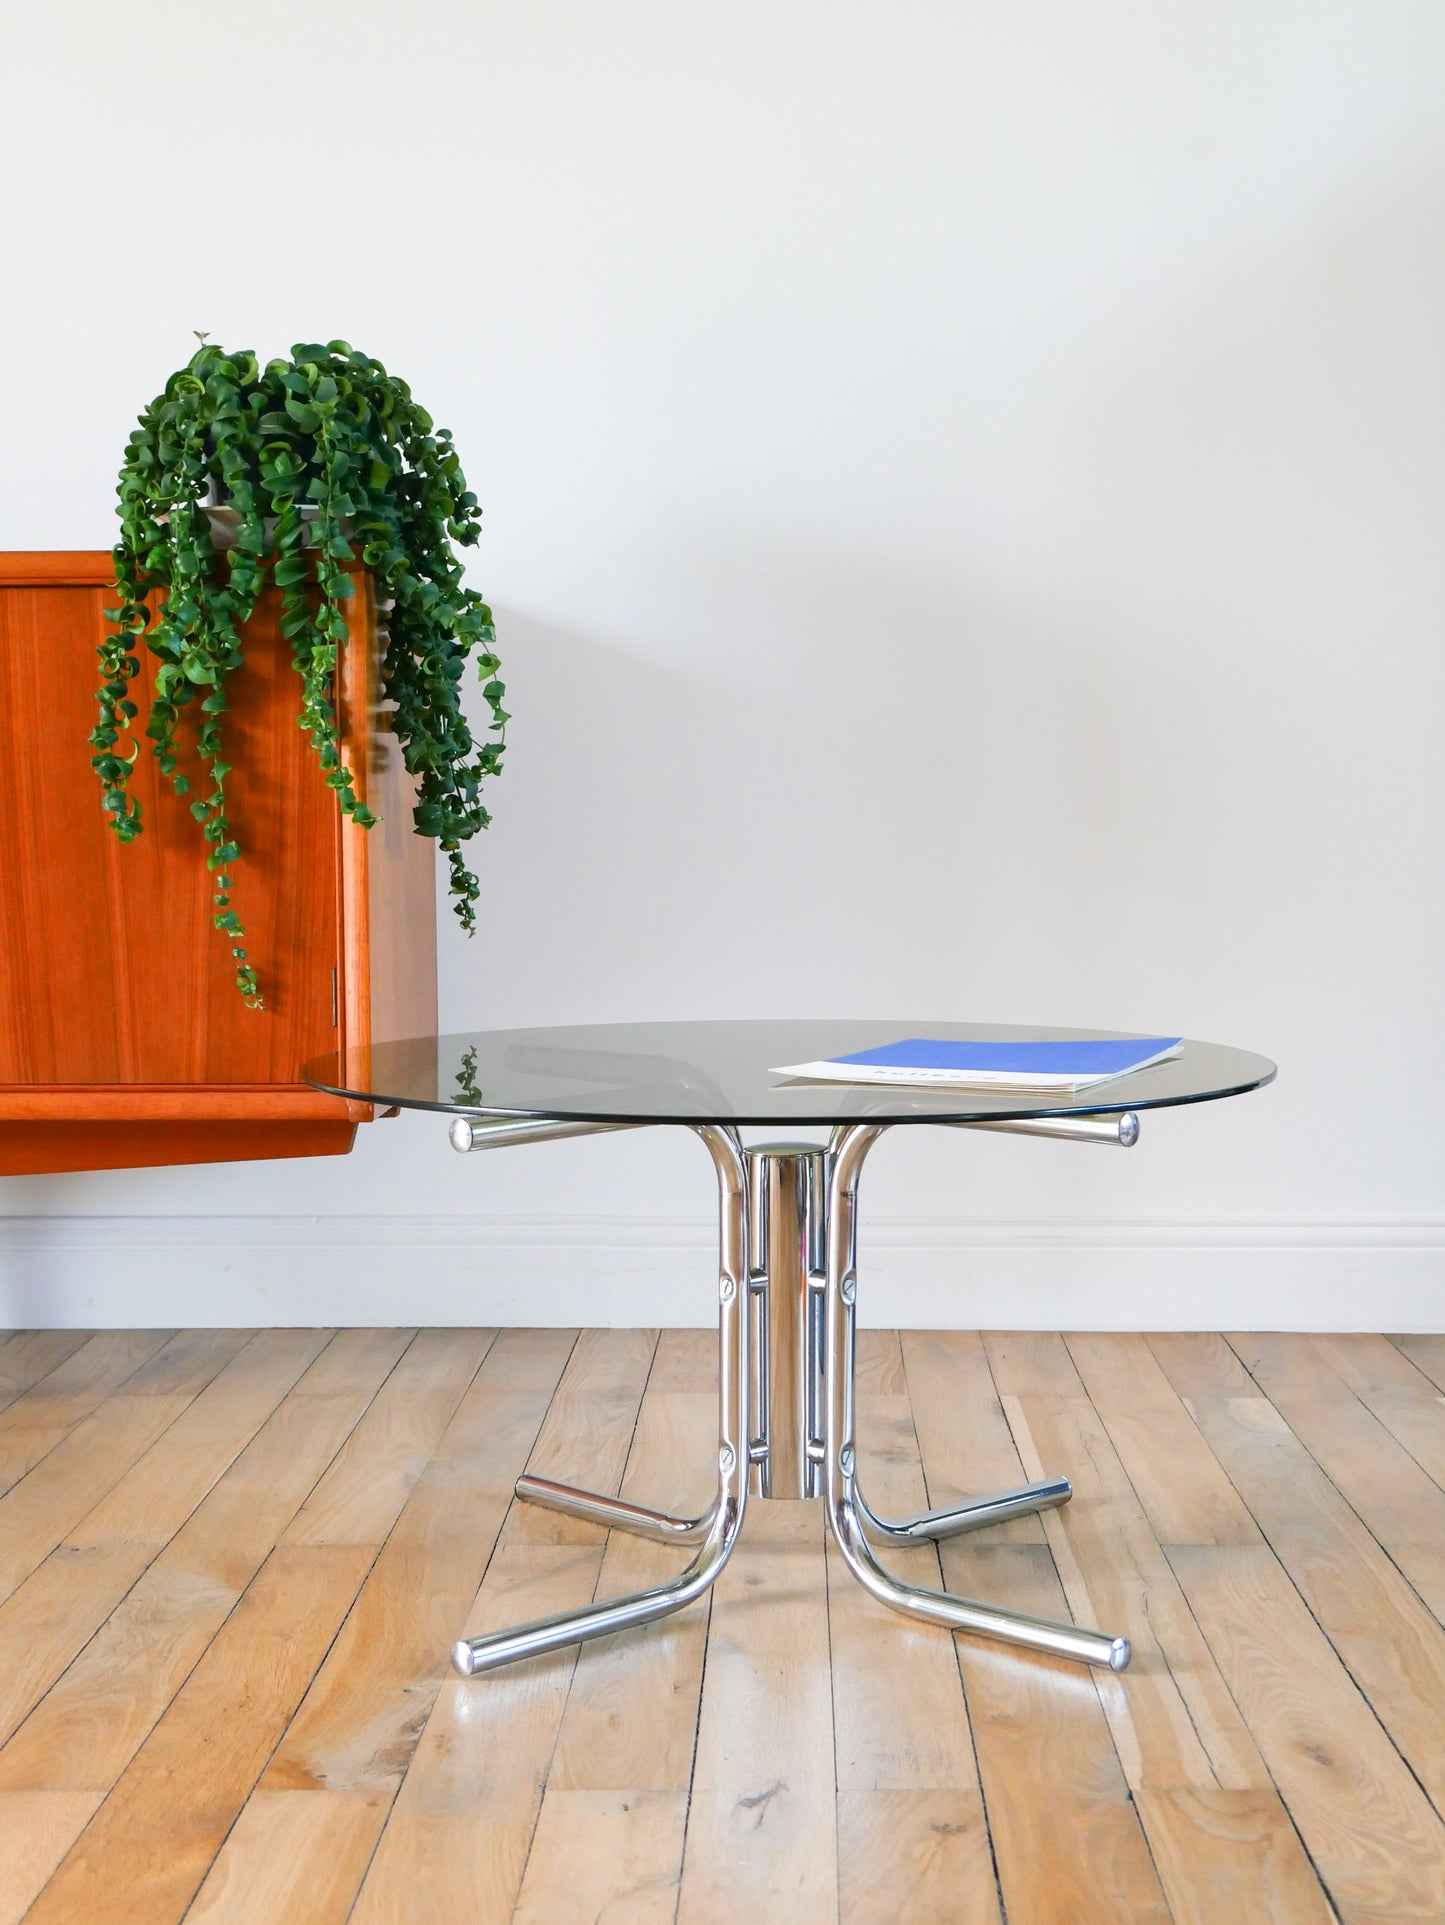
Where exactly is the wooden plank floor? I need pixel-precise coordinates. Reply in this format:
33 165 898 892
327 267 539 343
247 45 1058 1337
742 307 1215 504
0 1329 1442 1921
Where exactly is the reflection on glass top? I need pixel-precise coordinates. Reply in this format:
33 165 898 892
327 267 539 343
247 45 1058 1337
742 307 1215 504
303 1021 1276 1126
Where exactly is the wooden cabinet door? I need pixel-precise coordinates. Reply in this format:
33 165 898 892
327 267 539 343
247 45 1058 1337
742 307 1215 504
0 561 342 1086
0 554 435 1174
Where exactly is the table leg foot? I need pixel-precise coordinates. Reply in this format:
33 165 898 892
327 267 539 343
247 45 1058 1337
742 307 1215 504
454 1123 750 1679
825 1123 1132 1673
453 1493 742 1675
855 1474 1072 1542
514 1473 716 1546
829 1479 1130 1670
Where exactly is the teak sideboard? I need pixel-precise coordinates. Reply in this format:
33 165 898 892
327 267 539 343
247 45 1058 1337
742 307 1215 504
0 552 436 1175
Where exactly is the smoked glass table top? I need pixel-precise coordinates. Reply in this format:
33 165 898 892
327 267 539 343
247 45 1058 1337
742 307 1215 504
304 1019 1276 1127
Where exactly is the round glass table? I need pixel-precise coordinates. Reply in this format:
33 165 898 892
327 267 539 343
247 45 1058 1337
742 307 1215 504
305 1021 1275 1684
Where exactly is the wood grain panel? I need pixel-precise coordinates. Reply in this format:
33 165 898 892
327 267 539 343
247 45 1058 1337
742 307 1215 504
0 570 343 1087
0 552 436 1173
0 556 114 585
0 1119 356 1172
335 572 438 1053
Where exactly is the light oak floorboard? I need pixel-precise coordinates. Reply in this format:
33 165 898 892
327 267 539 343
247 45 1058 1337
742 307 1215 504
69 1326 333 1547
1311 1332 1445 1493
984 1329 1088 1399
1002 1391 1268 1794
351 1546 606 1924
912 1328 1168 1919
0 1330 252 1608
505 1335 717 1920
284 1327 494 1546
1134 1787 1337 1924
186 1788 382 1924
346 1327 641 1923
832 1393 988 1796
1227 1331 1445 1620
193 1328 558 1925
837 1789 1000 1925
1168 1542 1445 1920
0 1330 176 1494
0 1329 371 1761
24 1542 376 1925
0 1340 410 1923
854 1327 907 1396
548 1330 716 1794
0 1791 104 1925
1390 1332 1445 1394
1065 1330 1264 1546
0 1333 93 1413
942 1540 1172 1923
1180 1383 1445 1817
1148 1330 1261 1398
503 1326 658 1546
513 1788 687 1924
247 1328 630 1924
0 1327 413 1925
678 1500 838 1925
833 1376 1001 1924
901 1330 1047 1543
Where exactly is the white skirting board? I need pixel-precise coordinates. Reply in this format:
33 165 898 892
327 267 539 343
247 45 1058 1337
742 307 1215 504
0 1215 1442 1332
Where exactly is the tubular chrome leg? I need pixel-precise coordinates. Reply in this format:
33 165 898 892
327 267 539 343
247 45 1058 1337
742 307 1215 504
854 1474 1072 1543
822 1124 1132 1674
453 1122 750 1677
513 1474 716 1547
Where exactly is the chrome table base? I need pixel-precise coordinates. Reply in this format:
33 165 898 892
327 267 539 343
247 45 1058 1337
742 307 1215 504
452 1119 1133 1680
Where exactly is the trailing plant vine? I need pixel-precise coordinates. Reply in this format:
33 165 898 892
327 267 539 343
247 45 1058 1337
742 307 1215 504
91 339 506 1006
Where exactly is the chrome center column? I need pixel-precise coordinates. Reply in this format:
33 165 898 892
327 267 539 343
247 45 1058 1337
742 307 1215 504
746 1142 828 1498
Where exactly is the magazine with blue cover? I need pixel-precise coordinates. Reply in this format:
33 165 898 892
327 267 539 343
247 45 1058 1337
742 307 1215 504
769 1036 1183 1091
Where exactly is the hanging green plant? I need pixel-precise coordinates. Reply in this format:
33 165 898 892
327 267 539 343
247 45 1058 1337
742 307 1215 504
91 338 507 1007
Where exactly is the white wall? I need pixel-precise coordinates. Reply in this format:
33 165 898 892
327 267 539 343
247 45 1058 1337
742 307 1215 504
2 2 1443 1329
